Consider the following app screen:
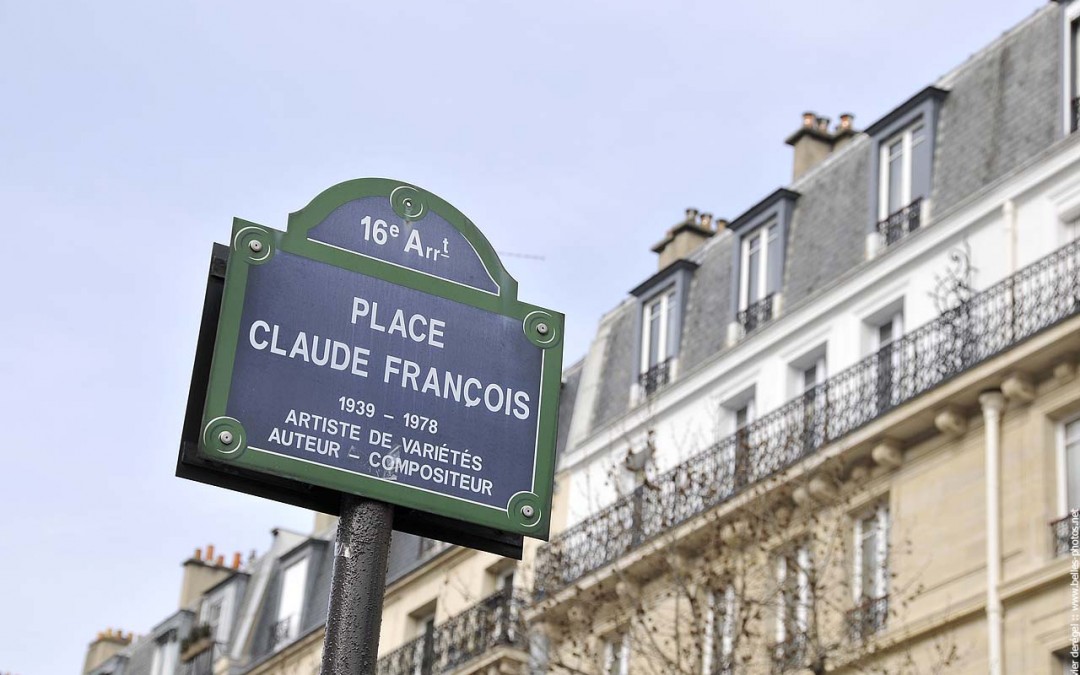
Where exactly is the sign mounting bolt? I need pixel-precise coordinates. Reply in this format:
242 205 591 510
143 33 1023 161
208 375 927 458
521 505 535 518
249 240 264 253
536 323 549 336
218 430 234 445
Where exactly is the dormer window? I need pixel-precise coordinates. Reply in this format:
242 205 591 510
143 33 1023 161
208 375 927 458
726 189 797 345
1067 6 1080 133
877 123 926 246
272 557 308 648
630 260 697 400
738 220 781 333
865 86 946 255
640 287 676 394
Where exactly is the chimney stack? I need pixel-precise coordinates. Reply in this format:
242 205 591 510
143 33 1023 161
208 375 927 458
785 111 857 181
178 543 237 611
650 208 720 270
83 628 133 674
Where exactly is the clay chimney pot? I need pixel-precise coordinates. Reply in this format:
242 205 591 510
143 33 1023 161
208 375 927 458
802 111 815 128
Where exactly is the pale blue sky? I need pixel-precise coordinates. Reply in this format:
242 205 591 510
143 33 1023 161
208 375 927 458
0 1 1046 671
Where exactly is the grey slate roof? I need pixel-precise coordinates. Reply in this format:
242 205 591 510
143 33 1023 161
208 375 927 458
574 2 1064 442
931 5 1061 214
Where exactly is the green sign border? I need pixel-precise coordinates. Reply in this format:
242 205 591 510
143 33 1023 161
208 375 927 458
199 178 564 539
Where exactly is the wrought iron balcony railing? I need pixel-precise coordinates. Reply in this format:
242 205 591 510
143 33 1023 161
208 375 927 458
640 358 672 396
877 198 922 248
1072 96 1080 134
268 616 294 651
535 238 1080 598
1052 513 1074 557
846 595 889 641
376 589 527 675
737 293 775 335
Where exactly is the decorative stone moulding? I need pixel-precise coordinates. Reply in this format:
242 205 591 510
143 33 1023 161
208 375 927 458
934 406 967 438
1001 372 1035 402
808 474 838 500
1054 360 1076 384
871 440 904 469
848 463 871 483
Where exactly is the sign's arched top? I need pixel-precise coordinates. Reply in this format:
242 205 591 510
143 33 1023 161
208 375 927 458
284 178 518 303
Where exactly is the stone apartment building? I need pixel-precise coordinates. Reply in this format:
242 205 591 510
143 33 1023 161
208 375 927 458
86 1 1080 673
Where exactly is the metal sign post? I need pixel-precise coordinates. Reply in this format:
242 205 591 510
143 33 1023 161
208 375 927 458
178 178 563 669
322 495 394 674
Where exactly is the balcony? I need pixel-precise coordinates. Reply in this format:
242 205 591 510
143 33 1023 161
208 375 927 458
639 358 672 396
1052 513 1074 557
846 595 889 641
535 238 1080 599
181 642 224 675
737 293 775 335
268 616 295 651
876 198 922 248
376 590 527 675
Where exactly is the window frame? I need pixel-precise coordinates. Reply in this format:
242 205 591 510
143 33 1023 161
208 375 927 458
877 123 926 222
727 189 797 331
738 219 781 311
864 86 946 250
1057 414 1080 515
1063 2 1080 135
640 285 678 374
774 541 812 644
630 260 697 396
851 502 890 602
276 555 310 643
702 586 737 675
602 631 631 675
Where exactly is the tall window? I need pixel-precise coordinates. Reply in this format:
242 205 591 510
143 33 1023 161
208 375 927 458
603 632 630 675
150 632 178 675
738 222 781 331
411 609 437 675
877 123 927 247
878 123 926 220
1062 418 1080 512
1071 17 1080 133
853 505 889 601
800 355 828 452
640 287 678 394
276 557 308 645
872 311 904 413
642 288 677 372
703 587 737 675
775 544 811 644
204 599 223 641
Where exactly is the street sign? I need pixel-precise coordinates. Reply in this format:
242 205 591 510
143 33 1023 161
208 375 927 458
193 179 563 540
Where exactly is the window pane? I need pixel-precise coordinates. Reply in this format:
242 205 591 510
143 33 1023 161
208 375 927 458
878 321 893 347
860 517 877 597
747 245 761 303
767 224 782 294
665 291 678 359
888 144 904 214
803 365 817 392
912 124 925 146
278 558 309 636
648 305 661 367
1068 419 1080 509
